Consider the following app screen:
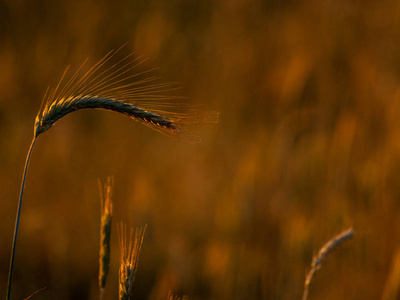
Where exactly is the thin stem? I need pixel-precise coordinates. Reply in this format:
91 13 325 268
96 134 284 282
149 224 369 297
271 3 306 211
7 136 37 300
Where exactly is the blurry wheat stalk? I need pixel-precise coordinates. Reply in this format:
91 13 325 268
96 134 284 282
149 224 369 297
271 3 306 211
381 249 400 300
118 224 146 300
302 228 354 300
98 177 114 300
7 46 218 300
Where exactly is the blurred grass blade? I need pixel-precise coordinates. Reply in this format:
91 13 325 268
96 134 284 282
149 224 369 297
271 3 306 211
302 228 354 300
382 249 400 300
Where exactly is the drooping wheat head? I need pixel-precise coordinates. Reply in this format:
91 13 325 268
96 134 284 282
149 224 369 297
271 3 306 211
34 46 218 143
98 176 114 300
7 46 218 300
118 224 146 300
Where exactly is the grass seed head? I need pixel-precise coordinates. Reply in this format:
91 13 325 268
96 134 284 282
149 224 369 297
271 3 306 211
34 47 219 143
118 224 146 300
99 176 114 295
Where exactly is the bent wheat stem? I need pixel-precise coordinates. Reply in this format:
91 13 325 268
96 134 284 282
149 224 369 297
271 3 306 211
7 47 218 300
7 137 37 300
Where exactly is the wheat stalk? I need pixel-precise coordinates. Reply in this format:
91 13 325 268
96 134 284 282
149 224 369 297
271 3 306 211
98 176 114 300
302 228 354 300
7 46 218 300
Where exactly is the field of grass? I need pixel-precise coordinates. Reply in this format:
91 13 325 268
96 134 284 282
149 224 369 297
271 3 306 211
1 0 400 299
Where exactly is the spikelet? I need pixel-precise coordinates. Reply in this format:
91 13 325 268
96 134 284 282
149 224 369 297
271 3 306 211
302 228 354 300
34 46 219 143
98 177 114 300
118 224 146 300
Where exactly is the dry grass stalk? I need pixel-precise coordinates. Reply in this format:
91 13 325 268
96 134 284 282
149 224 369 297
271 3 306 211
118 224 146 300
302 228 354 300
98 176 114 300
167 291 188 300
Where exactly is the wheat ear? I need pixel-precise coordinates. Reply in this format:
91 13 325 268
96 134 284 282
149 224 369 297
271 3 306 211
302 228 354 300
7 47 218 300
34 46 218 143
98 177 114 300
118 224 146 300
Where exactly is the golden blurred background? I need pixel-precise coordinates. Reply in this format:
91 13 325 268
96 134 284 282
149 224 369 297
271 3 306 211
1 0 400 299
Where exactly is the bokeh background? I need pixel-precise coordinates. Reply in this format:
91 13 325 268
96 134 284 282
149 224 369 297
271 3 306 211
1 0 400 299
